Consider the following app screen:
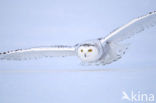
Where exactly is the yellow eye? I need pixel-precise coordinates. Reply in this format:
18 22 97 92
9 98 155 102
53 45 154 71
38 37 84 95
81 49 83 52
88 49 93 52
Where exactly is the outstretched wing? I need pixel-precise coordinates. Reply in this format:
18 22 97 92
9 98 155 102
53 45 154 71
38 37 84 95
100 11 156 43
99 11 156 65
0 45 76 60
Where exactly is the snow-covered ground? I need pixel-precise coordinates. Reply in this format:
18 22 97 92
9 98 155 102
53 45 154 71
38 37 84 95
0 68 156 103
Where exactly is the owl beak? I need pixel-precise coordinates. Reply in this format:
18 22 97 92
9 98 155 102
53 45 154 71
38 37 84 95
84 53 87 58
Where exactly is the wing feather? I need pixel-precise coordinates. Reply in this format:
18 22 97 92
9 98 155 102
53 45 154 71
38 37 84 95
0 45 76 60
98 11 156 65
100 11 156 43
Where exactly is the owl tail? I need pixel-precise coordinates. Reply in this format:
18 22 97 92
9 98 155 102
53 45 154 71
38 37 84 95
102 42 129 65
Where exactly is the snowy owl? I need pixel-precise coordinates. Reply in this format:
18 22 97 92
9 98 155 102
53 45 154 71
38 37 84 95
0 11 156 65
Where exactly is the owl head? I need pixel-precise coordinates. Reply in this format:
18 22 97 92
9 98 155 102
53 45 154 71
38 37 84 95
77 43 103 63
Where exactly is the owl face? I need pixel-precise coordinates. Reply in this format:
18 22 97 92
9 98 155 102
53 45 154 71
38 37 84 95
77 44 101 62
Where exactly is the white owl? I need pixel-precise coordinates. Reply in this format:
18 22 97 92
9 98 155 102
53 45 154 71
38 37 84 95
0 11 156 65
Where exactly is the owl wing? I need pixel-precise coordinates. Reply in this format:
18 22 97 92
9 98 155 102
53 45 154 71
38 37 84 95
0 45 76 60
99 11 156 65
100 11 156 43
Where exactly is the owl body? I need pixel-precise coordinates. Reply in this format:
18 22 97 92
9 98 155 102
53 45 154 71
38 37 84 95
76 39 126 65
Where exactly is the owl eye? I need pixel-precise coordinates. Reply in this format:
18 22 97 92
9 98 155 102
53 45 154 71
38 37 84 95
81 49 83 52
88 49 93 52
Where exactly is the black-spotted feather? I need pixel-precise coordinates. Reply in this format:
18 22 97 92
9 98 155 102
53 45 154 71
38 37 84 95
0 46 76 60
